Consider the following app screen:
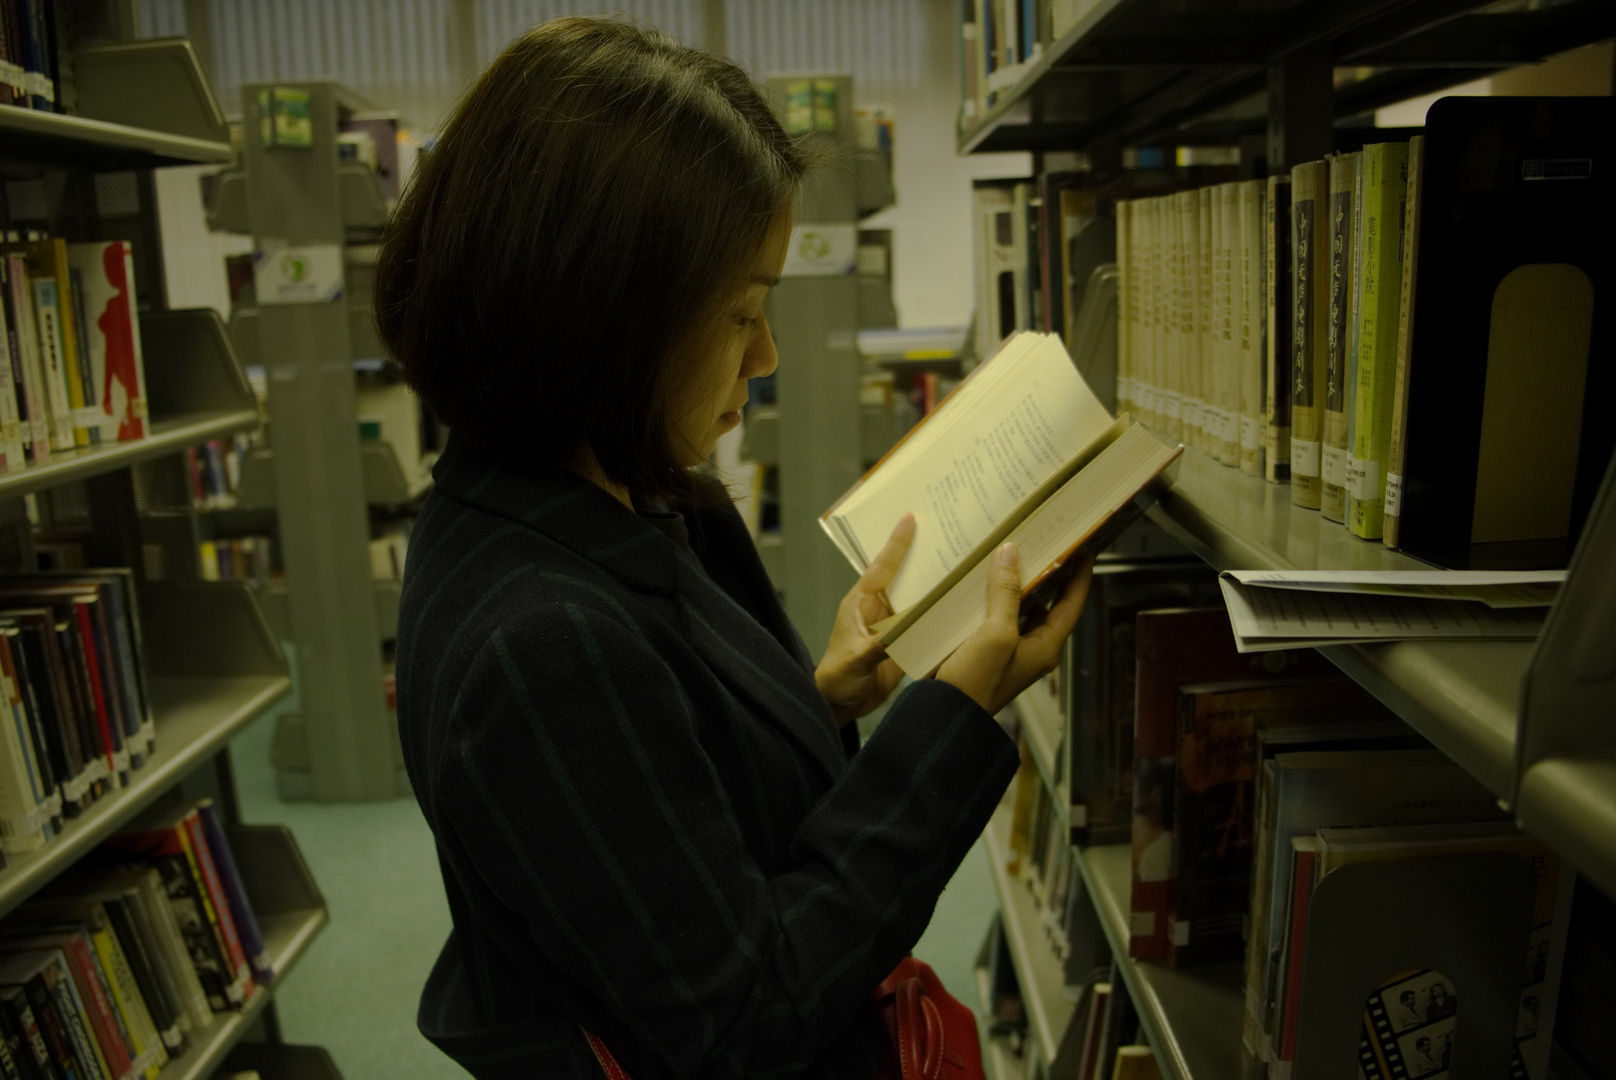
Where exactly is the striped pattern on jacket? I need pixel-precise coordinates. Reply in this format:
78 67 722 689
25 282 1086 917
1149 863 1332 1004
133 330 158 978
396 437 1019 1079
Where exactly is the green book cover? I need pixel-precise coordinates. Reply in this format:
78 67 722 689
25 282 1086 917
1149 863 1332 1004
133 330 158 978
1346 142 1410 539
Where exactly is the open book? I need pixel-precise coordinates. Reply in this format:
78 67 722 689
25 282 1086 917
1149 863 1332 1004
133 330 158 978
820 332 1183 676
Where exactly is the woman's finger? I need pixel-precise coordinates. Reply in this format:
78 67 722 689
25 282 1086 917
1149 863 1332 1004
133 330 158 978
1021 557 1094 655
982 542 1023 643
857 513 916 595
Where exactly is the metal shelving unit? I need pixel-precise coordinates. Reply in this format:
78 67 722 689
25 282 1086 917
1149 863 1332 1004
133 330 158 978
958 0 1614 159
1076 845 1245 1080
982 799 1081 1074
1143 444 1526 798
0 18 330 1071
958 2 1616 1074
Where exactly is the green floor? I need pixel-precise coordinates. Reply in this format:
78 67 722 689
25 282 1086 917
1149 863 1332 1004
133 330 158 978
230 699 998 1079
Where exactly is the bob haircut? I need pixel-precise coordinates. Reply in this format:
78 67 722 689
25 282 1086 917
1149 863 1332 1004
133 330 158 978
375 17 804 502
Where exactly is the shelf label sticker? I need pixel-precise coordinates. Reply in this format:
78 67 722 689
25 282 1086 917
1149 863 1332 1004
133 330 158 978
1384 472 1404 517
1346 454 1381 501
255 243 345 305
1291 438 1321 477
1241 415 1261 451
1321 444 1348 487
782 224 856 277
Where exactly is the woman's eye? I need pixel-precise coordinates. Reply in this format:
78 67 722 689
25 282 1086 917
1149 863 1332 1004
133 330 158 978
733 314 759 328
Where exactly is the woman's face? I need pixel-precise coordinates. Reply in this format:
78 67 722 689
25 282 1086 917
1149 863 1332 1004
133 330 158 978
667 213 791 466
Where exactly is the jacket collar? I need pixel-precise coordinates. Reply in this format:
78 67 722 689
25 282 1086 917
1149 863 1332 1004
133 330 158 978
432 437 680 596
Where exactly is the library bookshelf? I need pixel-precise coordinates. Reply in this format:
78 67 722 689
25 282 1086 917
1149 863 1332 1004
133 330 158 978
959 1 1615 1075
0 24 329 1074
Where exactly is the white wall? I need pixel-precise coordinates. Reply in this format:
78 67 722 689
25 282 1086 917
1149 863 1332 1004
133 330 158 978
858 0 1028 330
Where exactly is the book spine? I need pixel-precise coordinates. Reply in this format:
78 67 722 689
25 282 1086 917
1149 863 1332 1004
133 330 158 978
23 973 84 1080
89 926 166 1078
1214 184 1241 465
1139 198 1158 429
196 801 271 981
27 277 75 451
1197 186 1216 450
120 245 149 442
179 809 255 1000
1275 844 1317 1072
1115 201 1133 418
3 254 50 461
1163 197 1185 442
0 990 53 1079
1320 153 1358 521
67 266 101 445
1383 135 1424 550
0 632 53 834
44 960 107 1080
0 262 24 467
1238 180 1266 476
102 897 184 1052
1346 142 1411 539
1178 190 1203 452
70 606 122 781
129 872 213 1030
59 936 130 1080
0 649 47 853
1265 175 1292 483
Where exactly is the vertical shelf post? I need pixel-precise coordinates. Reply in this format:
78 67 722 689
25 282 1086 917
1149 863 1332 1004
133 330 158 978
765 74 863 657
1266 40 1334 174
243 81 396 801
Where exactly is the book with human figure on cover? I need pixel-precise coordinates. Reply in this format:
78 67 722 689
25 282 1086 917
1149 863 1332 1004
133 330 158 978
819 331 1182 676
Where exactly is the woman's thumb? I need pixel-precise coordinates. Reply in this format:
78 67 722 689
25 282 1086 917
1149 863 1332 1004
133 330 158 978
985 543 1022 630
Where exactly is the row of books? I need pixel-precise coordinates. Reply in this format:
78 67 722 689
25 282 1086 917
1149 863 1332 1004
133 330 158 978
971 177 1118 386
1115 137 1430 547
1001 588 1568 1079
0 572 152 862
1117 607 1561 1080
1 238 151 472
0 0 61 113
182 439 251 512
958 0 1095 128
198 538 274 587
0 798 273 1080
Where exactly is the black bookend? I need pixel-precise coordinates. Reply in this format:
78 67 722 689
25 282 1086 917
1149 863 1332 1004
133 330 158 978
1292 853 1535 1080
1398 96 1615 570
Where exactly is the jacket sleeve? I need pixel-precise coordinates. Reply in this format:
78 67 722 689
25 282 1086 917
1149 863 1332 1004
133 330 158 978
434 600 1018 1079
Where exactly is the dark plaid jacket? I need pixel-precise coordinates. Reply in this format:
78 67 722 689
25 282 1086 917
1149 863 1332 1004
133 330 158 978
396 438 1019 1079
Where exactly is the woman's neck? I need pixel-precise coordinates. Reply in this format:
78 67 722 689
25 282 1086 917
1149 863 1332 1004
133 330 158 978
572 446 634 510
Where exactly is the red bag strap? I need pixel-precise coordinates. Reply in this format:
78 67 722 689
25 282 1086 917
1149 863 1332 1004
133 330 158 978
584 1029 632 1080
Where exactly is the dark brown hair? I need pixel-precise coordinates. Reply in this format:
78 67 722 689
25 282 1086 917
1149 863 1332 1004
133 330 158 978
375 17 803 500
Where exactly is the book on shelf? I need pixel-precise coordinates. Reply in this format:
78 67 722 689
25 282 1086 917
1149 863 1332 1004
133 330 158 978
1320 151 1359 523
0 811 274 1080
1277 821 1574 1080
1111 1044 1162 1080
1067 561 1220 847
0 236 150 472
1263 175 1291 484
820 332 1182 677
1398 96 1613 570
0 0 69 113
1241 748 1507 1077
1216 569 1556 652
1237 179 1265 478
1382 134 1425 550
1125 607 1339 963
1289 160 1329 510
101 803 256 1014
1344 143 1410 540
0 570 155 852
1166 677 1409 969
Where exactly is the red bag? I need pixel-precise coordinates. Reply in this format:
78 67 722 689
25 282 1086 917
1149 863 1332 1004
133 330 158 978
584 957 985 1080
872 956 987 1080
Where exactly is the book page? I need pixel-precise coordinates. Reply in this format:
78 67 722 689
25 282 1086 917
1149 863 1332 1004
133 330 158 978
1226 570 1565 609
830 333 1114 613
1218 576 1546 653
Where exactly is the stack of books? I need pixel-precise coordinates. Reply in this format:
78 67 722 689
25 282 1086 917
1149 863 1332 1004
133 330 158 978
1 239 151 472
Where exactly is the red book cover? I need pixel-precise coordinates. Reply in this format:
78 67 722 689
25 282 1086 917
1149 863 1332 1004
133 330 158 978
1127 608 1335 961
71 602 119 778
1277 841 1317 1069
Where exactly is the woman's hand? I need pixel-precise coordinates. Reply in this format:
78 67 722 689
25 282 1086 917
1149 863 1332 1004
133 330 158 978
814 514 915 727
934 544 1093 716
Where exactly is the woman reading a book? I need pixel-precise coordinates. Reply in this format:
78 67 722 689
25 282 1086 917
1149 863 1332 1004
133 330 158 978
376 17 1091 1079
